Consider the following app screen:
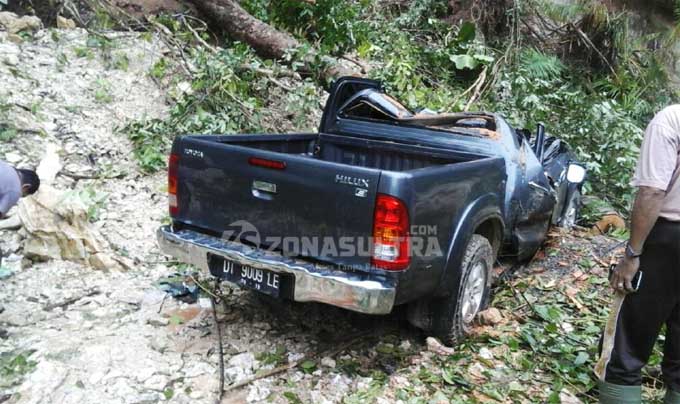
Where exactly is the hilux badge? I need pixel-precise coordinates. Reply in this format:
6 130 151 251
335 174 370 188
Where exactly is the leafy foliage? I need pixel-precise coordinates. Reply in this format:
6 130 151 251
0 98 16 143
520 48 565 80
486 66 644 211
340 235 666 402
124 45 320 173
125 0 677 213
241 0 370 54
0 351 37 388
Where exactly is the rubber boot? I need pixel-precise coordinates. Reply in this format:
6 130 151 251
665 389 680 404
598 380 642 404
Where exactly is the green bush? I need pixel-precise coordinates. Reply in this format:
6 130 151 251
486 66 644 212
124 46 319 173
242 0 370 54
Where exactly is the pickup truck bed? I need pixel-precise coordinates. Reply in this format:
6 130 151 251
203 132 477 170
172 132 501 275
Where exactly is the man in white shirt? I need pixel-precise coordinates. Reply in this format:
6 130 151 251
595 105 680 403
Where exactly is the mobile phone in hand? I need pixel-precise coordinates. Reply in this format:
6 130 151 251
608 264 643 292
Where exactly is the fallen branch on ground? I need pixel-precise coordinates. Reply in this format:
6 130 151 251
211 280 225 401
221 330 375 395
43 289 101 311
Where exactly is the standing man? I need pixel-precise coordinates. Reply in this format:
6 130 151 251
0 159 40 264
595 105 680 404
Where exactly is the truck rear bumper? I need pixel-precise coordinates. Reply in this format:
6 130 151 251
156 226 396 314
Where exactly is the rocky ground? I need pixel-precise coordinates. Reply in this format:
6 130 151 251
0 24 654 404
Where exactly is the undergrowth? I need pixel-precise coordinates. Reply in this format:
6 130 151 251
338 234 666 403
123 44 320 173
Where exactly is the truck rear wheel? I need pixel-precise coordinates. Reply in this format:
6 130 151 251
431 234 494 345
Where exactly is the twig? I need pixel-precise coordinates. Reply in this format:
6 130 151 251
444 77 479 112
222 331 372 394
223 358 299 393
43 289 101 311
188 274 222 300
570 24 618 79
464 66 488 112
590 250 612 268
521 18 545 43
157 294 168 314
211 280 225 401
340 55 369 74
508 282 537 324
58 171 127 180
181 16 218 54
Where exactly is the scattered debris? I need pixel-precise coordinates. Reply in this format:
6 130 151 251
0 215 21 231
591 213 626 235
0 12 42 34
156 273 200 303
0 267 13 280
55 16 76 29
477 307 504 325
425 336 455 356
42 289 100 311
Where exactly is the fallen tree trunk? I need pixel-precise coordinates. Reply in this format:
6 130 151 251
188 0 297 60
187 0 361 84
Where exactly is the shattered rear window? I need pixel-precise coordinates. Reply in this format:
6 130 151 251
339 89 499 139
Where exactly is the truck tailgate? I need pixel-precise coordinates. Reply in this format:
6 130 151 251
174 136 381 269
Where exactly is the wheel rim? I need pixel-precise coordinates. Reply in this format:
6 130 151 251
461 261 487 324
563 205 577 227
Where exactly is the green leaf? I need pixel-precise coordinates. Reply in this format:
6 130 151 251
457 21 476 43
283 391 302 404
168 315 183 325
450 54 479 70
300 360 316 373
574 351 589 366
473 54 495 63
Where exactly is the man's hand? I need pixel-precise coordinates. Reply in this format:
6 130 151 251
611 256 640 293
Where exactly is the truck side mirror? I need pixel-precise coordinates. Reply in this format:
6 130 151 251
566 164 586 184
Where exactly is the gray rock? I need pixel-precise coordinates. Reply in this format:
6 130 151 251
142 374 169 391
228 352 256 371
320 356 336 368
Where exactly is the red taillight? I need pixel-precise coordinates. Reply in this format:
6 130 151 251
248 157 286 170
372 194 410 271
168 153 179 216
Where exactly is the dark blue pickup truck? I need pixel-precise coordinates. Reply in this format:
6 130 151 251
157 77 586 344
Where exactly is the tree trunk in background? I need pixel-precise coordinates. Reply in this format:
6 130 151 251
188 0 361 84
188 0 299 60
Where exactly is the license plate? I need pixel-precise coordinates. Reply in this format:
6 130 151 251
209 257 281 297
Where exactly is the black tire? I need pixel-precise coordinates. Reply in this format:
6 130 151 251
431 234 494 345
559 190 581 228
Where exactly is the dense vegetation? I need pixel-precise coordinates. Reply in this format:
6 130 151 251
125 0 679 220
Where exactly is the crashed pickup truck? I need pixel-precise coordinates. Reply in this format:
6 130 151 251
157 77 586 344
